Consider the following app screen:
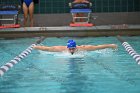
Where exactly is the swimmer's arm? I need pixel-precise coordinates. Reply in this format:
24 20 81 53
33 46 53 51
79 44 117 51
33 45 66 52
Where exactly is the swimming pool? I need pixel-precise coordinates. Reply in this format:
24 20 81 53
0 36 140 93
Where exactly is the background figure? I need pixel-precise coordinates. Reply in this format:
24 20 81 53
73 0 89 3
72 0 90 22
21 0 38 27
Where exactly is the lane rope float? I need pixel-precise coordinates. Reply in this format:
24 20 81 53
117 35 140 65
0 37 46 76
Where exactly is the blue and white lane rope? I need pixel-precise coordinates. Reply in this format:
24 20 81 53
0 37 46 76
122 42 140 64
117 36 140 65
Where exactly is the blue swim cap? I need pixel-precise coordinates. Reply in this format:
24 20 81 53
67 40 76 48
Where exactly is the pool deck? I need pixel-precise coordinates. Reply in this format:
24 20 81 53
0 25 140 38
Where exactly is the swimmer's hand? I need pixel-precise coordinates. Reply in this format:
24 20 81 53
110 44 118 49
33 46 37 49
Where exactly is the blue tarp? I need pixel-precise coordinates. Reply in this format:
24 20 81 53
0 10 18 15
70 9 91 13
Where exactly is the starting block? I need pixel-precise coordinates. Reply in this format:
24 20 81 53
0 4 21 28
69 2 94 27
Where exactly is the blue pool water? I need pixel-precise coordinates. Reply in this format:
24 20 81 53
0 36 140 93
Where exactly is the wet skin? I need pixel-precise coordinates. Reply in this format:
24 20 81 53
68 48 77 55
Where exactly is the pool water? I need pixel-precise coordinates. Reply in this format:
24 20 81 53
0 36 140 93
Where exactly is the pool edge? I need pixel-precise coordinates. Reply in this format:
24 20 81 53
0 26 140 38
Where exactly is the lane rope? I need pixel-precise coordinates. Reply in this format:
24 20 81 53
117 36 140 65
0 37 46 76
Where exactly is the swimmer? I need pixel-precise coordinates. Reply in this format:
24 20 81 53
22 0 37 27
33 40 117 55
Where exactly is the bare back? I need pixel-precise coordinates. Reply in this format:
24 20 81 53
48 46 67 52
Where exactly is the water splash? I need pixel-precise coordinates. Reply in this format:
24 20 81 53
38 50 87 58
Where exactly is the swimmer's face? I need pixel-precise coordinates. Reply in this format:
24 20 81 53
68 48 76 55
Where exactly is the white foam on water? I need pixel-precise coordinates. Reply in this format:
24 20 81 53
38 48 116 58
88 48 117 58
38 50 87 58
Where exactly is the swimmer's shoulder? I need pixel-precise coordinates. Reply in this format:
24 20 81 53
52 46 67 52
77 45 91 48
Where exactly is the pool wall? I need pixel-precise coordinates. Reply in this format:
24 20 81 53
0 26 140 38
0 12 140 38
31 12 140 27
